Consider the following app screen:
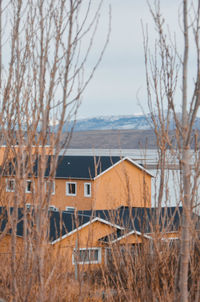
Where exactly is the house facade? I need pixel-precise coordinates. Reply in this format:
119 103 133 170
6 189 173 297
2 155 153 210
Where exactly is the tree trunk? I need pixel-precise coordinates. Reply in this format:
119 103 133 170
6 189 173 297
180 1 190 301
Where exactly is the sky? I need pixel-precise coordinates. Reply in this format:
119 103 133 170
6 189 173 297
77 0 196 119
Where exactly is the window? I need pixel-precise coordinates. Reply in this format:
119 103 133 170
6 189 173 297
6 179 15 192
66 182 76 196
84 183 91 197
26 180 32 193
26 203 32 210
65 206 76 212
48 205 58 212
45 180 55 195
72 248 101 264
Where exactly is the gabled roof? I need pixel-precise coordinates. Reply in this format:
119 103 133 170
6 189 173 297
53 156 154 179
50 215 124 245
78 206 200 234
53 156 121 179
2 155 153 179
51 206 200 244
2 206 198 245
49 211 91 242
98 206 200 244
98 229 152 244
0 207 124 243
93 156 154 179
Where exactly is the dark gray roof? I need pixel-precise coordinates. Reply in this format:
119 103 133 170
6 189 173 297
1 206 199 243
0 207 91 241
49 155 121 179
49 211 91 241
78 206 200 235
3 155 122 180
0 207 24 237
93 206 200 243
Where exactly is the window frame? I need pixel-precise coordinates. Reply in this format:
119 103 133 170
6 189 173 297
72 247 101 265
84 182 91 197
6 179 15 192
45 180 55 195
26 180 33 194
66 182 77 196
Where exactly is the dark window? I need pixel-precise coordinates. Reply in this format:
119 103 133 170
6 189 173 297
66 182 76 196
84 183 91 197
26 180 32 193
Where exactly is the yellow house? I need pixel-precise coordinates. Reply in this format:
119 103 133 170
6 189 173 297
2 155 153 210
0 206 197 272
50 216 124 271
49 206 186 270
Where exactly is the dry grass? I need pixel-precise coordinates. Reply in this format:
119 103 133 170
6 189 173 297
0 227 199 302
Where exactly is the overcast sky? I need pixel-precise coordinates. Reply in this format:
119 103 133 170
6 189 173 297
77 0 196 119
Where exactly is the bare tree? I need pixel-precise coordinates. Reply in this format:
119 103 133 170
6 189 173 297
0 0 110 300
143 1 200 301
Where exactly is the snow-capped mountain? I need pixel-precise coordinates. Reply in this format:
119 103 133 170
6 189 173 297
72 115 152 131
51 113 200 132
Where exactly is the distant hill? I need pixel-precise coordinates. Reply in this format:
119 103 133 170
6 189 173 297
72 115 152 131
63 114 200 132
67 129 158 149
67 128 199 149
59 114 200 149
